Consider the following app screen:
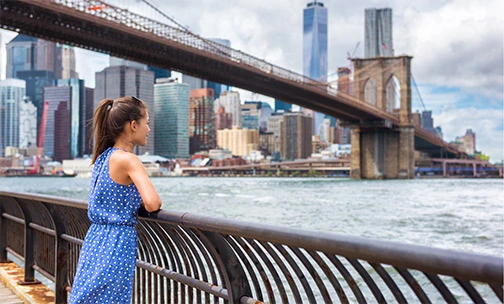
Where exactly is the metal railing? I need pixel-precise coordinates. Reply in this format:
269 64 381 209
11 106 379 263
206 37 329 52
0 190 502 303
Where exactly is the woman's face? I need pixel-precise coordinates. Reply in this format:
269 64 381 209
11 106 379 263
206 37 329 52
134 112 150 146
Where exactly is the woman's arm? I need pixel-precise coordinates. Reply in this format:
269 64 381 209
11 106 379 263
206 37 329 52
125 154 162 212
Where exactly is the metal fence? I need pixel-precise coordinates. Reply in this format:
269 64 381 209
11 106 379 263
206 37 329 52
0 190 502 303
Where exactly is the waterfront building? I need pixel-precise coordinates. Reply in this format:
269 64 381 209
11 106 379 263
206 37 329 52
189 88 216 155
268 112 285 154
217 126 259 157
241 101 273 132
0 79 26 157
43 86 72 162
19 98 37 149
274 99 292 112
364 8 394 58
153 78 190 159
56 78 87 158
214 91 241 127
94 65 155 155
281 112 313 160
455 129 476 156
215 105 233 131
303 1 328 135
259 132 275 156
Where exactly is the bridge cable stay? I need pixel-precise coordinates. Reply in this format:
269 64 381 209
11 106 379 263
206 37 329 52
410 73 427 112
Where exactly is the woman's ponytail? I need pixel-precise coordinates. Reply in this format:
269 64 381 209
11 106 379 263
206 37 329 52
91 99 114 164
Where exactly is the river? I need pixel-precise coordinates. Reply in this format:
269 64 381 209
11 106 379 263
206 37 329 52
0 176 502 258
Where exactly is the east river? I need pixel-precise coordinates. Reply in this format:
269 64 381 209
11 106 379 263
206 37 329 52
1 176 502 258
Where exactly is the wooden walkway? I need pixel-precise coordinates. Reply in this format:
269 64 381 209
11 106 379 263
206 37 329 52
0 280 23 304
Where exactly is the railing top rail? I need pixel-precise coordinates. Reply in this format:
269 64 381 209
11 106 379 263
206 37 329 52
1 190 502 285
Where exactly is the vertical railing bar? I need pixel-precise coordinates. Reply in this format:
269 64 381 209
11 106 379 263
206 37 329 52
185 227 220 304
175 226 213 304
227 236 265 300
0 204 8 262
14 198 37 284
242 237 283 303
368 262 407 303
138 222 164 303
273 243 314 303
347 258 386 303
422 272 458 303
455 279 485 303
393 266 431 303
490 282 504 302
234 237 275 302
43 203 69 304
307 250 349 303
289 247 332 303
253 240 291 304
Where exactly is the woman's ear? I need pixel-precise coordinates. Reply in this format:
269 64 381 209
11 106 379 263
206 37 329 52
130 120 137 131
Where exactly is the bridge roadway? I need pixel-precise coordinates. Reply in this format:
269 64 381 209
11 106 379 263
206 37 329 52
0 0 459 157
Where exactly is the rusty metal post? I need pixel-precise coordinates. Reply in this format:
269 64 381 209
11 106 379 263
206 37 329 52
15 199 39 285
0 203 7 262
198 231 253 302
44 203 68 304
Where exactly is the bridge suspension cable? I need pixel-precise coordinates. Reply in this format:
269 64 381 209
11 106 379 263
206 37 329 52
411 73 427 112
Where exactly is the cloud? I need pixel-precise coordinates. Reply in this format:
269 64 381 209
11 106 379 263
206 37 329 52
402 0 504 99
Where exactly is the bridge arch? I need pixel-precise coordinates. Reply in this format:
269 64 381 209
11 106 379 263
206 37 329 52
385 74 400 113
352 56 412 125
364 78 377 106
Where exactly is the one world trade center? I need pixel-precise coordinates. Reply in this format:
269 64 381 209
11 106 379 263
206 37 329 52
303 1 327 136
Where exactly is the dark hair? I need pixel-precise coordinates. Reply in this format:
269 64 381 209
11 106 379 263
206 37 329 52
90 96 147 164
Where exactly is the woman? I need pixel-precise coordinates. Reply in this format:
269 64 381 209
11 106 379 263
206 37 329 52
69 96 162 303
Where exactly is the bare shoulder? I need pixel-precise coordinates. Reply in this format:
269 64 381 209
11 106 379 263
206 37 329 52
109 150 142 185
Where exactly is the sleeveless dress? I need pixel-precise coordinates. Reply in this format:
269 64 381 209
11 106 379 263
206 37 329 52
69 147 142 304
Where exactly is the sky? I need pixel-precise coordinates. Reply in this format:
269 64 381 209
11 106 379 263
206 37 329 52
0 0 503 161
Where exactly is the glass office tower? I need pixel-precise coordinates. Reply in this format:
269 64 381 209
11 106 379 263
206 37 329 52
303 1 327 135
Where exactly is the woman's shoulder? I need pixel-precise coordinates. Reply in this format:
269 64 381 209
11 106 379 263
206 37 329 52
110 149 141 167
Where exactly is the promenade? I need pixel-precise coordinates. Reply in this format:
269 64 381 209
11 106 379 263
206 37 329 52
0 261 54 304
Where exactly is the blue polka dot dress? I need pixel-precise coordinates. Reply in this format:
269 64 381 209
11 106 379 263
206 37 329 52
70 147 142 304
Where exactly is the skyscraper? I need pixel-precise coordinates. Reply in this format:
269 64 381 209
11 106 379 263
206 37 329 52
364 8 394 58
153 78 190 159
95 65 155 155
6 34 59 78
189 88 216 155
303 1 328 135
43 86 72 161
56 78 87 158
281 112 313 160
59 45 79 79
0 79 26 157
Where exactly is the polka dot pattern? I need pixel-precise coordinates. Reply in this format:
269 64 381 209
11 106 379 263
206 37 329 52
69 147 142 304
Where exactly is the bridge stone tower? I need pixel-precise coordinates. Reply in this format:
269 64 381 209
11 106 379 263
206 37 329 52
350 56 415 179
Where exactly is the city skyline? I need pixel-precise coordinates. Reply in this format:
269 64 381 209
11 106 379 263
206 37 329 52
0 0 502 161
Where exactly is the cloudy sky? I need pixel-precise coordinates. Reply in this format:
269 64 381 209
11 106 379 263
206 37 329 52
1 0 503 161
